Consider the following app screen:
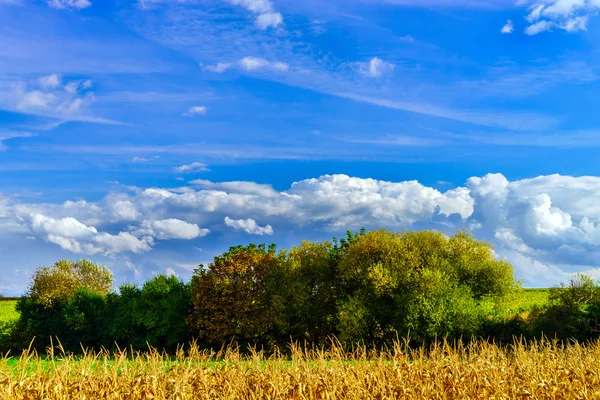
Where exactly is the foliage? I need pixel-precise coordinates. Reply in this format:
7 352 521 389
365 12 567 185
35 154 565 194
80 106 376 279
109 275 192 350
284 231 364 344
334 229 517 345
8 288 109 352
528 274 600 342
188 244 288 347
6 228 600 354
27 259 113 307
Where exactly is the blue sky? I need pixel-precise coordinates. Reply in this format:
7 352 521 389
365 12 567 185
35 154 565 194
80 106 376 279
2 0 600 294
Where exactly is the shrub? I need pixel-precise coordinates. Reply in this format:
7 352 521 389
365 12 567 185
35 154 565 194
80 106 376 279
529 274 600 342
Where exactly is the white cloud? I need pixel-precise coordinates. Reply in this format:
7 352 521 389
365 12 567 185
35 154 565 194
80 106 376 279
255 11 283 29
8 172 600 286
132 156 159 163
24 213 153 255
525 20 555 34
183 106 207 116
203 58 289 73
107 198 139 221
94 231 153 254
240 57 289 72
519 0 598 34
358 57 395 78
174 162 210 173
0 132 34 151
501 19 514 33
190 179 278 197
47 0 91 9
227 0 283 29
37 74 61 89
224 217 273 235
0 74 101 122
136 219 209 240
204 62 233 73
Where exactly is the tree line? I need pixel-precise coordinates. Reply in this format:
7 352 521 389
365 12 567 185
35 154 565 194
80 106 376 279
2 228 600 354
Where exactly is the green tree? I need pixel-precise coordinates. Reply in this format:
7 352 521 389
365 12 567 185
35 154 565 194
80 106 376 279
139 274 191 349
335 229 515 345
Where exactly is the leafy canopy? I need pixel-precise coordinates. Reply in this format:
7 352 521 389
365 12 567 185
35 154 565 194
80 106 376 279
27 259 113 306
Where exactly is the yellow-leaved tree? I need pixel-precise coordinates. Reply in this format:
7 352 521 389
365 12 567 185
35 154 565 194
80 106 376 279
28 259 113 306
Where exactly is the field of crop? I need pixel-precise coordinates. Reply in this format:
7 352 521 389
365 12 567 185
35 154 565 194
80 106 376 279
2 340 600 398
0 300 18 324
504 288 551 316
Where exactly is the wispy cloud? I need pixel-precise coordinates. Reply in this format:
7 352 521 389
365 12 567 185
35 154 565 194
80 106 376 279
203 57 289 73
332 92 557 131
174 162 210 173
0 132 34 151
0 74 122 125
183 106 208 116
47 0 91 9
132 156 159 163
357 57 395 78
127 2 560 131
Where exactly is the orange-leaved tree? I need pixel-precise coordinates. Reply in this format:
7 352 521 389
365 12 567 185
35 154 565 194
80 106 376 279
188 244 287 346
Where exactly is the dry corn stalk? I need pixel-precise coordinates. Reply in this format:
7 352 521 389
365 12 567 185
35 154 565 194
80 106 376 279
1 338 600 399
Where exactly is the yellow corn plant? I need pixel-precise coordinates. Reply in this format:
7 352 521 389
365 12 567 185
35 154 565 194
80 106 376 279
2 338 600 399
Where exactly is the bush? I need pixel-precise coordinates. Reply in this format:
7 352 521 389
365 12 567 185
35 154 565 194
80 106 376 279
528 275 600 342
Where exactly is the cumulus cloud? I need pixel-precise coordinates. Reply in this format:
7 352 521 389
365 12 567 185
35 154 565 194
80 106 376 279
183 106 207 116
136 219 210 240
203 58 289 73
225 217 273 235
501 19 514 33
24 213 153 255
519 0 598 34
47 0 91 9
226 0 283 29
174 162 210 173
358 57 395 78
7 173 600 286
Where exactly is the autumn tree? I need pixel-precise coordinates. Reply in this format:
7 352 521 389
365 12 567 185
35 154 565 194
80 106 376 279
188 244 288 346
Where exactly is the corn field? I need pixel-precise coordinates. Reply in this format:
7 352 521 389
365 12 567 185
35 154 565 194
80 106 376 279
2 339 600 399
